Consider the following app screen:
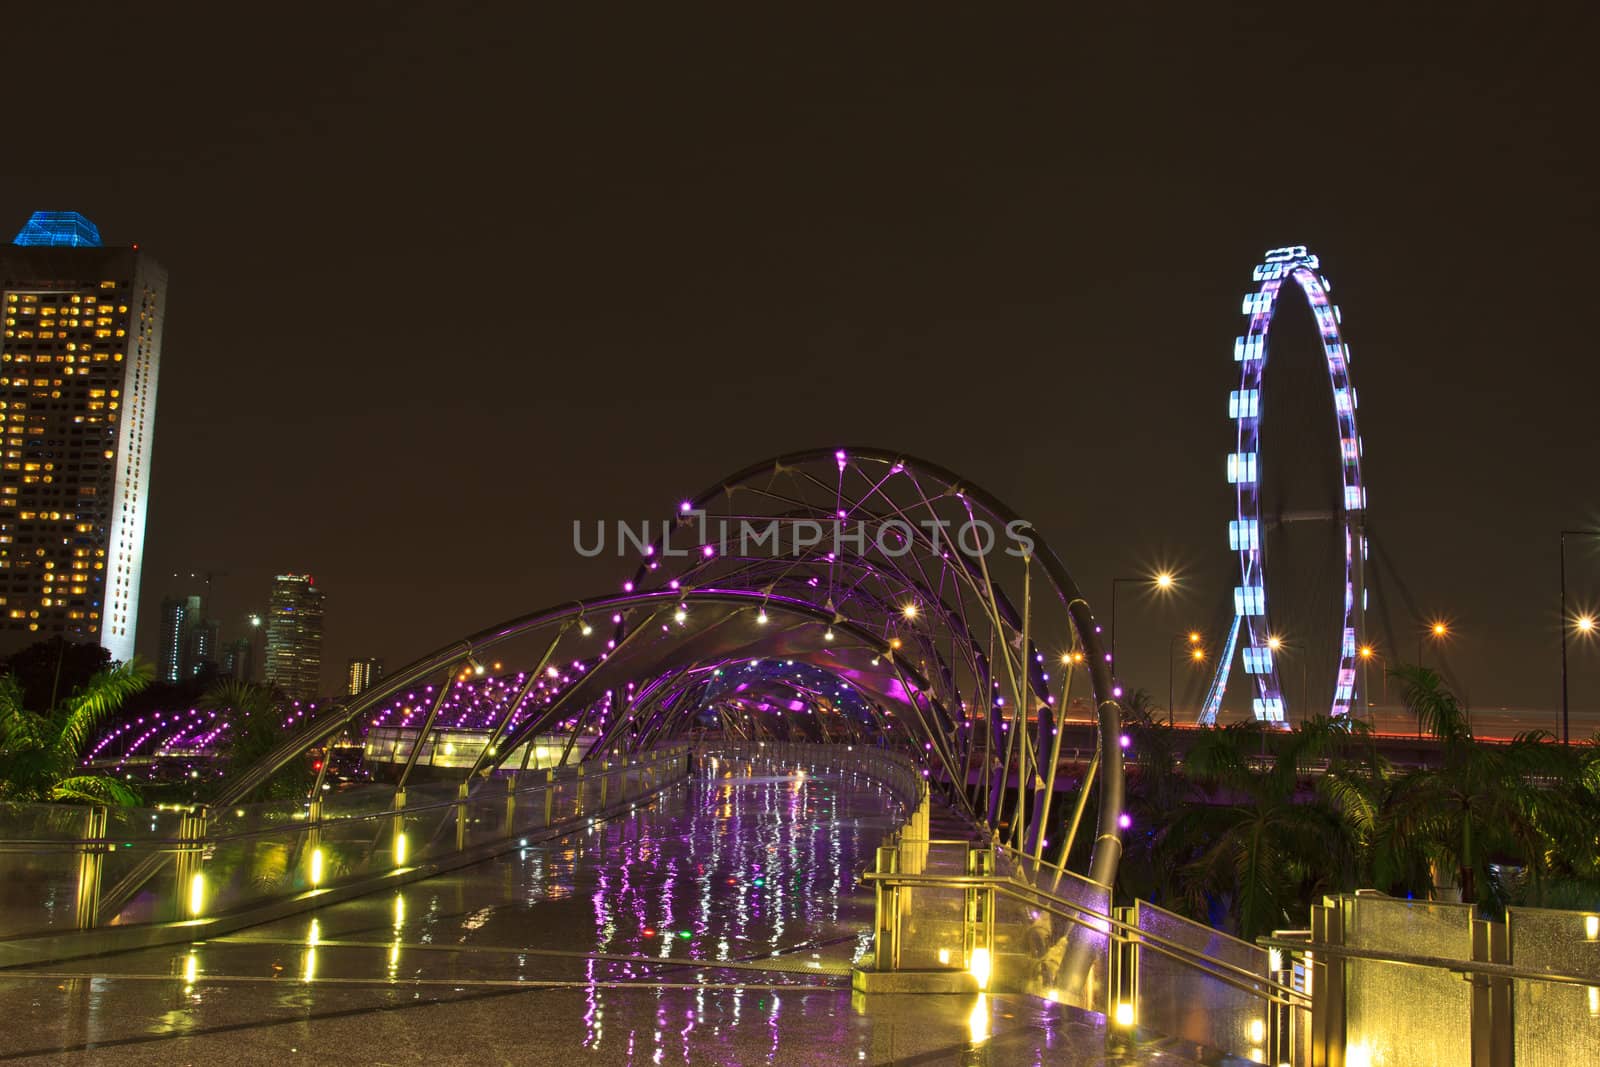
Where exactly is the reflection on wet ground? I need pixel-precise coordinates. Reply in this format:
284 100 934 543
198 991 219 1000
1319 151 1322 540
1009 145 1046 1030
0 760 1210 1065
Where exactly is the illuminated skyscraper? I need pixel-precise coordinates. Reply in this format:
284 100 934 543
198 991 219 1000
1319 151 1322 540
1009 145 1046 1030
346 656 383 696
157 594 199 682
263 574 324 701
0 212 164 662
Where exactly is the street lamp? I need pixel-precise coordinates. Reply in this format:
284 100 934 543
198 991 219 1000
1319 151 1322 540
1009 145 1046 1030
1418 620 1449 668
1358 645 1387 721
1560 530 1600 746
1110 571 1178 671
1168 631 1204 728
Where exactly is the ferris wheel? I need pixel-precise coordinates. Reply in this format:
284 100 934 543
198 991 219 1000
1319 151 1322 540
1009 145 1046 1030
1201 246 1368 725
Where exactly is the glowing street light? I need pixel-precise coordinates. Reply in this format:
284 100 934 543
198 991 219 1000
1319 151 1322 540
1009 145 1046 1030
1169 629 1207 727
1418 620 1451 671
1267 635 1283 652
1110 569 1181 668
1562 530 1600 744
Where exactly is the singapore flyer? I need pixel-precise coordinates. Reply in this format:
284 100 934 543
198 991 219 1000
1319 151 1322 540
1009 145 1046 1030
1202 246 1367 725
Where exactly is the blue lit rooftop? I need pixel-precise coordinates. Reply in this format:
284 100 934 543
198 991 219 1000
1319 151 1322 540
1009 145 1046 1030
11 211 103 248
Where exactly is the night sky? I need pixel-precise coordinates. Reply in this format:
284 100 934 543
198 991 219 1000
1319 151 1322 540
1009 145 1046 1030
3 4 1595 715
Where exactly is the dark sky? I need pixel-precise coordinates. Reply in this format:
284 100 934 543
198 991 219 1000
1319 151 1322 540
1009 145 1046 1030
3 3 1595 715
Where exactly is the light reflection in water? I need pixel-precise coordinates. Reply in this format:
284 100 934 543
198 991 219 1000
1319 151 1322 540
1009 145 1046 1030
526 755 904 1060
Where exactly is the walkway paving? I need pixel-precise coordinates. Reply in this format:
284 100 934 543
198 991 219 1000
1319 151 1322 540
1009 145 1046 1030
0 758 1215 1065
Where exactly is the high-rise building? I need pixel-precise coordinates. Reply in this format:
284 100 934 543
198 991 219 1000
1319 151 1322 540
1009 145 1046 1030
0 212 164 662
188 616 219 677
221 637 254 682
264 574 323 701
157 592 221 682
346 656 383 696
157 594 199 682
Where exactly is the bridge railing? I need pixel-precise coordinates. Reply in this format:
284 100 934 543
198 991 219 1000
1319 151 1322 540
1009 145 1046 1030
860 844 1600 1066
0 744 690 963
691 740 927 815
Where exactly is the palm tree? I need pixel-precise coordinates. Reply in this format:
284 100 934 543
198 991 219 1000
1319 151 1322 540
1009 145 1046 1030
199 679 312 802
1148 717 1368 940
0 658 153 805
1373 665 1588 908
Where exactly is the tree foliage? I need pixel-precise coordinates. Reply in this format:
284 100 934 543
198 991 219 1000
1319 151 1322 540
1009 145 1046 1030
1115 666 1599 939
0 657 153 805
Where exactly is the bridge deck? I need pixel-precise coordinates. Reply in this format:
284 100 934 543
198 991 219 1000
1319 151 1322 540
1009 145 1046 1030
0 757 1210 1065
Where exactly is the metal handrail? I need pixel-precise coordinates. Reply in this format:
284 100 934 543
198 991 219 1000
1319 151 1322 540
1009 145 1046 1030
0 752 676 857
1256 935 1600 989
864 869 1309 1007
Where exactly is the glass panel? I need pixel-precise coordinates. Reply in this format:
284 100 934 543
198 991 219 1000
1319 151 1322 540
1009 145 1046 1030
193 798 312 917
1134 901 1270 1062
994 848 1110 1013
98 805 185 926
1345 894 1475 1067
0 802 97 935
1508 906 1600 1067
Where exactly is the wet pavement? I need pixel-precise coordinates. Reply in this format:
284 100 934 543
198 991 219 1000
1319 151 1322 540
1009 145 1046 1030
0 758 1212 1065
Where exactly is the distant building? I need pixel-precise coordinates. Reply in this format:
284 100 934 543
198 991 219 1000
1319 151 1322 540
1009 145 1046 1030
157 591 220 681
156 598 199 681
263 574 323 701
346 656 383 696
0 212 166 661
220 636 254 682
157 595 198 682
189 616 219 677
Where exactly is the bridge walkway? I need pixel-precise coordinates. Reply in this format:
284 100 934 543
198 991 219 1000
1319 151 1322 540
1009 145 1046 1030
0 754 1208 1065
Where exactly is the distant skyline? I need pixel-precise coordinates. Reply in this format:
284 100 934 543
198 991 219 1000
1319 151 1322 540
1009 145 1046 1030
2 4 1594 714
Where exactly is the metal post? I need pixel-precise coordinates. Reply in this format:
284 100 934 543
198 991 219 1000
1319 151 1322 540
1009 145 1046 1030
455 781 470 850
1031 650 1075 863
396 662 466 791
392 789 407 867
1309 901 1346 1067
74 806 108 930
964 845 994 976
1471 918 1512 1067
873 843 899 971
1053 747 1098 882
173 805 208 922
1168 633 1176 728
1113 904 1138 1030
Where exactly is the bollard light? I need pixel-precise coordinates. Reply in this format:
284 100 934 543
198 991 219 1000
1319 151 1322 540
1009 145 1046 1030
968 947 991 990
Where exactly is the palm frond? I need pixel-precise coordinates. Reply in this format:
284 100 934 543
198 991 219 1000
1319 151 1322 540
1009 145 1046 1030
50 774 141 807
56 658 153 758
